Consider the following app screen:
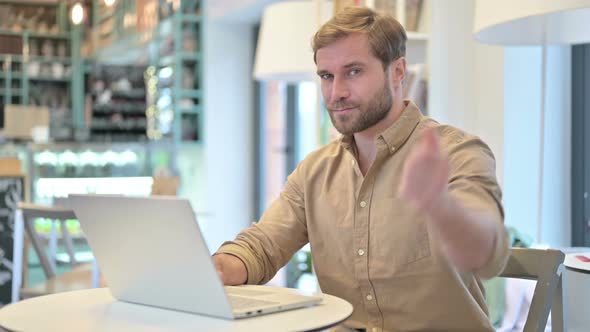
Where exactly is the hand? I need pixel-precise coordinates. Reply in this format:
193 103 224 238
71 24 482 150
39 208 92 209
212 253 248 286
400 129 500 273
399 128 450 214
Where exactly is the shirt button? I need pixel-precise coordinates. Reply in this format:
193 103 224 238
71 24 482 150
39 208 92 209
390 146 396 152
358 249 365 256
366 294 373 301
360 201 367 208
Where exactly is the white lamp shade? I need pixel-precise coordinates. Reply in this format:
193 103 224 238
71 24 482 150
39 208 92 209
474 0 590 45
254 1 332 82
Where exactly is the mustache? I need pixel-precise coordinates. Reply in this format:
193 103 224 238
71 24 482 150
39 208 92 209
328 102 358 110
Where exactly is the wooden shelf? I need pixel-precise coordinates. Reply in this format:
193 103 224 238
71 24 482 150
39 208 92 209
0 89 24 96
0 30 26 37
0 54 71 63
158 52 201 66
180 52 201 61
29 75 71 82
93 104 146 116
0 29 68 39
178 90 202 99
99 13 114 23
0 73 22 79
0 0 62 5
90 126 147 133
28 32 69 39
180 15 202 23
180 105 202 115
159 55 175 67
111 89 146 99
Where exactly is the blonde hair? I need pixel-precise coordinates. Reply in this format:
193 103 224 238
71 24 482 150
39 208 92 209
312 6 407 68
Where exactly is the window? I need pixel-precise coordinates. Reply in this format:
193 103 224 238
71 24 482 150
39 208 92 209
571 43 590 246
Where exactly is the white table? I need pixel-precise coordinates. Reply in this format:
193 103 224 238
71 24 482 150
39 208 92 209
0 287 353 332
564 252 590 332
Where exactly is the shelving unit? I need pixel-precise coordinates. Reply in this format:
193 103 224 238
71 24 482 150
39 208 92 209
0 1 84 141
90 0 203 144
0 50 73 106
93 0 134 53
365 0 431 114
151 0 203 143
86 64 148 142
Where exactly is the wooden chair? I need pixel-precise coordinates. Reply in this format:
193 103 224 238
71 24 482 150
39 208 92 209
19 263 96 299
12 202 97 301
499 248 566 332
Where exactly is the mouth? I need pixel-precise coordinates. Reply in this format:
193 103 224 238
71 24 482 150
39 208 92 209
332 107 356 113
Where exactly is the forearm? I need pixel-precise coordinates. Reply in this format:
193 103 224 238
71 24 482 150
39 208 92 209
216 237 268 285
216 220 308 285
427 191 497 273
216 164 308 284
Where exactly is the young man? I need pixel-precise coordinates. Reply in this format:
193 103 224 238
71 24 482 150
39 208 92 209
214 6 508 332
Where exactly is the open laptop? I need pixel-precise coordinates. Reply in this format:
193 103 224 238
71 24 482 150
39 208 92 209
68 194 322 319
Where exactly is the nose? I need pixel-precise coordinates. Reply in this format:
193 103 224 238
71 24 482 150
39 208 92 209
330 76 350 103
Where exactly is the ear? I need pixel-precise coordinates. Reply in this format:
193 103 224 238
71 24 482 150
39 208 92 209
389 57 406 88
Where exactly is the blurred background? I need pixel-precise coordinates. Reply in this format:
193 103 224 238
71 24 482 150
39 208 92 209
0 1 589 330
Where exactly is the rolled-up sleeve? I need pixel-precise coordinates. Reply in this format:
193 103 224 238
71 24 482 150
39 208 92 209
215 163 309 284
443 128 509 279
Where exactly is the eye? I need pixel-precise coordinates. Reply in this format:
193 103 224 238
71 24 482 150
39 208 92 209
349 68 361 76
319 73 333 80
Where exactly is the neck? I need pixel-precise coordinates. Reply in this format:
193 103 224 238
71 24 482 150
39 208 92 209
353 96 406 174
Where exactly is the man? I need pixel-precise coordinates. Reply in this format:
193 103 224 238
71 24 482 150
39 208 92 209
214 6 508 332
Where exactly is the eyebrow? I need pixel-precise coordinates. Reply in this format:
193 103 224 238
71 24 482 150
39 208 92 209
316 61 366 76
343 61 365 69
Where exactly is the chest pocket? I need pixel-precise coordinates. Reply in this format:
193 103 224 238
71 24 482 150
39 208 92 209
369 197 431 275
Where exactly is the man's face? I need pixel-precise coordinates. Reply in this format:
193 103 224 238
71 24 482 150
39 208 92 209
316 33 394 136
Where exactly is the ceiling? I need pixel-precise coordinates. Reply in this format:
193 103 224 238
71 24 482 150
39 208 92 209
207 0 288 24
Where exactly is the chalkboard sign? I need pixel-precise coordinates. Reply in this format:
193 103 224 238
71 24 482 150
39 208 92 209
0 176 24 304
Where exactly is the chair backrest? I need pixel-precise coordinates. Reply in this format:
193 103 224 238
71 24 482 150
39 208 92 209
13 202 99 302
17 202 77 279
499 248 566 332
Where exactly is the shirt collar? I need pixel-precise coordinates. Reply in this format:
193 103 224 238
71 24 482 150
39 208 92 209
340 100 423 154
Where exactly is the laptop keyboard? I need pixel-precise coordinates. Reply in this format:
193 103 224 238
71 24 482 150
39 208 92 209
225 287 272 297
228 295 278 309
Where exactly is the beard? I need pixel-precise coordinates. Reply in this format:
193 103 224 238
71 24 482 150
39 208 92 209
327 79 393 136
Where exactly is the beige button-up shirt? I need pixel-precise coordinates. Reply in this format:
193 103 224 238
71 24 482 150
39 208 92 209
217 101 509 331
